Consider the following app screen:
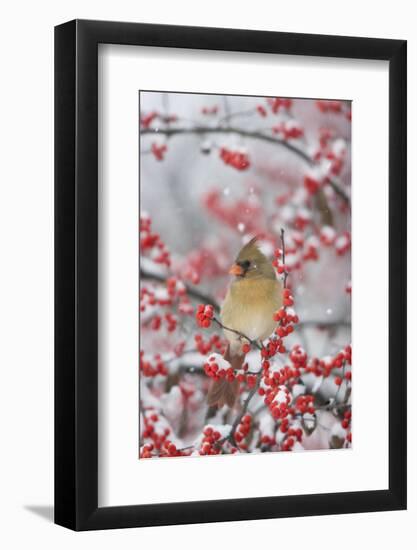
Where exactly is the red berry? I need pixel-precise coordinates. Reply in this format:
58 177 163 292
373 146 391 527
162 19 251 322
242 343 251 354
167 443 177 455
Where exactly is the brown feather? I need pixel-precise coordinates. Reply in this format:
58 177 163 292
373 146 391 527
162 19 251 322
207 378 240 408
207 345 243 408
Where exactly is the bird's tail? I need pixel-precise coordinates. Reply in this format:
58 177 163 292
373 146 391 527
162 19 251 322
206 347 244 408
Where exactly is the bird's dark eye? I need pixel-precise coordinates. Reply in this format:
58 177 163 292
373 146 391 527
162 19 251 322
239 260 251 270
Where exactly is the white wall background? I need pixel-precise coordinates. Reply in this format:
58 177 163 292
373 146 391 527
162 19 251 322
0 1 414 548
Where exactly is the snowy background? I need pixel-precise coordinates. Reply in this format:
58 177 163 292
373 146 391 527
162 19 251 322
139 91 352 458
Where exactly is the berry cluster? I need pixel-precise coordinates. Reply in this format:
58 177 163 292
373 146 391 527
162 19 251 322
316 100 343 113
140 287 169 311
303 235 320 261
202 353 259 388
140 284 192 322
261 336 287 358
199 426 223 455
140 110 158 129
260 364 301 390
140 411 171 455
179 244 229 285
295 394 315 415
203 189 262 235
272 120 304 141
315 100 351 120
166 277 186 298
303 174 321 194
219 147 250 171
151 142 167 161
260 434 275 446
140 111 178 129
140 214 171 267
342 409 352 430
335 232 351 255
281 425 303 451
201 105 219 115
264 384 292 420
147 312 177 332
194 333 226 355
196 304 214 328
140 440 183 458
203 353 236 383
256 105 267 117
233 414 252 448
313 132 348 179
140 351 168 377
140 286 185 313
272 228 350 275
320 225 337 246
291 344 351 380
267 97 293 113
140 410 197 458
289 345 308 369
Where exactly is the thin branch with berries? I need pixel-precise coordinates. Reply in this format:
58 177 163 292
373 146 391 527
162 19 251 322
141 125 350 204
140 267 220 313
212 317 263 351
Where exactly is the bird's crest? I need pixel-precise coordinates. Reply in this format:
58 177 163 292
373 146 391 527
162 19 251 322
237 235 265 262
243 235 260 249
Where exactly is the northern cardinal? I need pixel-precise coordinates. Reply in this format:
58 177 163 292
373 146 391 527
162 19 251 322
207 237 282 408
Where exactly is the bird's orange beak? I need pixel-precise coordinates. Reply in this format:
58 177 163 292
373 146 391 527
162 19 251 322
229 263 244 276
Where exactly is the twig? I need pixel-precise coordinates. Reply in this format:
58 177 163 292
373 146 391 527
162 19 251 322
280 228 289 289
218 108 256 125
332 361 346 404
176 445 194 453
315 402 351 414
178 365 205 375
233 371 263 431
216 367 264 448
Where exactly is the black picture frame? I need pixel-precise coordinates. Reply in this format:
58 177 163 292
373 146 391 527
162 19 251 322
55 19 407 531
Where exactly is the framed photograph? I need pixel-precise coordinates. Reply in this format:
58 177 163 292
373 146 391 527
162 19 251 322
55 19 407 531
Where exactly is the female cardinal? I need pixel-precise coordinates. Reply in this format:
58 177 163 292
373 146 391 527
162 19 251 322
207 237 282 408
